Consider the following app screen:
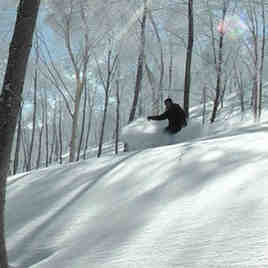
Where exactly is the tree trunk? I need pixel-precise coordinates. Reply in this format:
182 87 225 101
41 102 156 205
13 107 22 175
168 41 174 92
258 0 266 121
97 94 109 158
36 97 45 169
239 78 245 114
0 1 40 266
69 80 83 162
49 106 57 164
58 100 63 164
128 0 148 123
36 125 44 169
44 91 49 167
210 2 227 123
115 79 120 154
149 11 165 115
83 92 94 160
21 126 29 172
77 83 87 161
96 49 118 158
183 0 194 119
27 67 38 171
202 86 207 126
145 63 157 115
234 65 245 114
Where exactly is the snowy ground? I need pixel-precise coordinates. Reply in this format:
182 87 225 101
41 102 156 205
5 100 268 268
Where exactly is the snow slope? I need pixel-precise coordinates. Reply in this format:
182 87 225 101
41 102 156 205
6 105 268 267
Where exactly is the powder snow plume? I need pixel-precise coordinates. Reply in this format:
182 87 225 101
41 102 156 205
121 117 203 151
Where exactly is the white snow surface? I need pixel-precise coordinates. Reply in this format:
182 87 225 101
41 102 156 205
121 117 203 151
6 102 268 268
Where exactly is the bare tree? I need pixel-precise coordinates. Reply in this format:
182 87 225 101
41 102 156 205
145 62 157 115
148 10 165 115
0 1 40 266
168 40 174 93
27 42 39 171
183 0 194 118
58 99 63 164
77 81 88 161
115 64 123 155
21 123 29 171
258 0 266 120
43 0 92 162
83 88 95 160
13 106 22 175
44 90 49 167
96 48 119 158
36 96 45 169
49 104 58 164
66 1 91 162
128 0 148 123
234 62 245 114
202 86 207 125
210 0 229 123
243 0 266 121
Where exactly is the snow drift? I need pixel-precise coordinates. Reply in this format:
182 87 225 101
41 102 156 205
121 117 203 151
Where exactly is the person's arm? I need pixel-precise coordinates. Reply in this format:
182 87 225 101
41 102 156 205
148 111 168 121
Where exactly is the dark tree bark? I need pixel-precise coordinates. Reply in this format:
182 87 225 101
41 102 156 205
244 1 266 122
210 2 227 123
58 100 63 164
202 86 207 125
49 105 57 164
0 0 40 266
97 50 118 158
128 0 148 123
115 78 120 155
36 114 44 169
234 65 245 114
77 82 87 161
183 0 194 119
83 91 94 160
44 91 49 167
258 0 266 120
21 124 29 172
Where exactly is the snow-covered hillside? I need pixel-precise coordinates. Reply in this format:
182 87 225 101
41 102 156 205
6 101 268 268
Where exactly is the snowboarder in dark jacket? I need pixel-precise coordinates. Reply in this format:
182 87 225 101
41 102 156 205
147 98 187 134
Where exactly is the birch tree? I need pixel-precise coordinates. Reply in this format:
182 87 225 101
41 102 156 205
45 0 92 162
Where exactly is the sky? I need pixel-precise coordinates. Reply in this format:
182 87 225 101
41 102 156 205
5 96 268 268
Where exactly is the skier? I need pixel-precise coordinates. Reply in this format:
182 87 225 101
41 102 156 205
147 98 187 134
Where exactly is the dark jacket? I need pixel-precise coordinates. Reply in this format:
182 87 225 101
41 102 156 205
149 103 187 133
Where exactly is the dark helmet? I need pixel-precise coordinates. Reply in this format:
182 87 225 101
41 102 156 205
164 98 173 104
